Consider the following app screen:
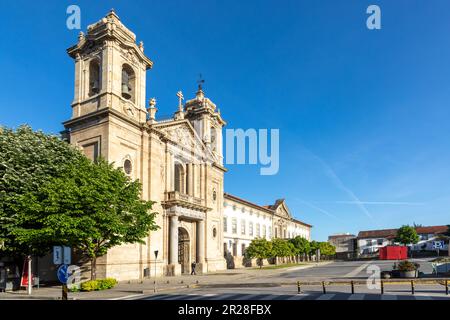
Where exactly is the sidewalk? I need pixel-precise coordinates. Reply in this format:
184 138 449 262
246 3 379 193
0 261 330 300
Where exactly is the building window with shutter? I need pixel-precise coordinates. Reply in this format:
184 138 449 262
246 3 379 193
232 218 237 234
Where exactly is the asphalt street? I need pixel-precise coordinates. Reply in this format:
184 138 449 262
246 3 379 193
130 259 447 301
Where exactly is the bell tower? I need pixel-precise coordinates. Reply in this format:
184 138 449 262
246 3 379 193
185 84 226 165
67 9 153 123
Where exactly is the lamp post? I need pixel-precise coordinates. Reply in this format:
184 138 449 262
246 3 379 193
153 250 158 293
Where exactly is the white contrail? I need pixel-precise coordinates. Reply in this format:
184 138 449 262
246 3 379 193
296 198 342 221
308 151 374 220
334 201 425 206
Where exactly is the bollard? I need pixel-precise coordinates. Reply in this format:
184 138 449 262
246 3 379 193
351 281 354 295
297 281 301 294
446 280 448 295
381 280 384 295
322 281 326 294
411 280 415 295
62 284 68 301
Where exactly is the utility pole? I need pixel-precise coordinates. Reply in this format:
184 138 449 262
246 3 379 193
153 250 159 293
27 255 32 295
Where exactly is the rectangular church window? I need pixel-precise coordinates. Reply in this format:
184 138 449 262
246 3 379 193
82 142 99 162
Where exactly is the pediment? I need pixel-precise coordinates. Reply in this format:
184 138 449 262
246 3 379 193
274 200 293 219
154 120 214 162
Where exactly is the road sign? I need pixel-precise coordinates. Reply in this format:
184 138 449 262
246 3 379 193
433 241 445 249
53 246 62 264
57 264 69 284
20 258 33 288
63 246 71 264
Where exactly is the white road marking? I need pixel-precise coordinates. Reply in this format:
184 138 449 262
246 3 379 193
109 293 144 300
414 295 432 300
287 295 308 300
316 294 336 300
348 294 365 300
235 294 261 300
381 295 397 300
209 293 239 300
163 294 189 300
344 262 371 278
184 293 217 300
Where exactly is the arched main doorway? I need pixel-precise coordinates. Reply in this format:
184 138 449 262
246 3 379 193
178 227 190 274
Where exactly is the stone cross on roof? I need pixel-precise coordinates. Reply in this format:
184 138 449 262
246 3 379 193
177 91 184 111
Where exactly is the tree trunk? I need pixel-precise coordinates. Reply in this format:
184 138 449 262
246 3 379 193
91 256 97 280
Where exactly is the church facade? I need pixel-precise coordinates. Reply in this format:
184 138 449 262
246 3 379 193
61 10 311 281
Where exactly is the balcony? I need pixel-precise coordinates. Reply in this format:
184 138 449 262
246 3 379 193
162 191 210 212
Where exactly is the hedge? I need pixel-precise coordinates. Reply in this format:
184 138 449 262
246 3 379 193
79 278 118 292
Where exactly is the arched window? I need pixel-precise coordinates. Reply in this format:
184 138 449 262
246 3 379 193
210 127 217 152
121 64 135 102
174 163 185 193
89 60 101 96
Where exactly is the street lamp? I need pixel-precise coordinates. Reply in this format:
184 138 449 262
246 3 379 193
153 250 158 293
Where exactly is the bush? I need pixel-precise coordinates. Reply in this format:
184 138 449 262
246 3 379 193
68 285 80 292
80 278 118 292
98 278 117 290
398 260 420 272
81 280 99 292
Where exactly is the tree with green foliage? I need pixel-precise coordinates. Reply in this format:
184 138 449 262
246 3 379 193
0 125 159 280
289 236 310 261
270 238 292 259
395 225 419 258
318 241 336 257
308 240 320 260
0 125 86 257
395 225 419 246
36 158 159 279
246 238 273 268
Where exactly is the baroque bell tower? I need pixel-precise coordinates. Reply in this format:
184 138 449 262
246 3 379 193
67 9 153 125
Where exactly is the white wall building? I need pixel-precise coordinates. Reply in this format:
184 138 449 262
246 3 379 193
357 226 448 256
223 193 312 268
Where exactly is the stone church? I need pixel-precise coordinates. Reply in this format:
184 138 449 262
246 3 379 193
57 10 311 281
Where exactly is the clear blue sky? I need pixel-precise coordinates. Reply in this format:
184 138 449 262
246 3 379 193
1 0 449 241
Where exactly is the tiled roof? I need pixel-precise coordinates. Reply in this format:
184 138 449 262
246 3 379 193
358 229 398 239
224 193 273 214
357 225 449 239
415 225 448 234
224 193 312 228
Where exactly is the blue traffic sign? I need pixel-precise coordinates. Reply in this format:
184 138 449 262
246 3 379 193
57 264 69 284
433 241 445 249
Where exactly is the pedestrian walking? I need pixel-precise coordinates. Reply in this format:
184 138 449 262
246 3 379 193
191 261 197 275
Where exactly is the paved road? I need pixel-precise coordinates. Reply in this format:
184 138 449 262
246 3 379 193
132 291 450 301
271 259 434 280
129 259 447 301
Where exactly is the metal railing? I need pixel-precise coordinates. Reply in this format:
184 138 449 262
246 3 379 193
296 279 450 296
